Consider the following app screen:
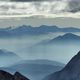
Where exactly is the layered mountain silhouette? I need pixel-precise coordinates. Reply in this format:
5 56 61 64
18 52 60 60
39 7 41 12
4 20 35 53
49 33 80 43
43 51 80 80
0 70 29 80
0 49 21 67
0 60 64 80
0 25 80 37
18 59 64 67
40 33 80 45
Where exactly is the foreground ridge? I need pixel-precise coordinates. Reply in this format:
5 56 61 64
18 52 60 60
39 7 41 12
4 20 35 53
43 51 80 80
0 70 29 80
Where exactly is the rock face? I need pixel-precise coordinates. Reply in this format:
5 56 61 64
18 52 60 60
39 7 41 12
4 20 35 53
14 72 29 80
44 51 80 80
0 70 14 80
0 70 29 80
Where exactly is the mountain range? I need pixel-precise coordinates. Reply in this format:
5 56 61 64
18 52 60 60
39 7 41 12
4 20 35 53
39 33 80 45
48 33 80 44
0 59 64 80
43 51 80 80
0 25 80 37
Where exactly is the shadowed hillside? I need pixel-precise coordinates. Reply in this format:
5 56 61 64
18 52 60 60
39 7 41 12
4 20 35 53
43 51 80 80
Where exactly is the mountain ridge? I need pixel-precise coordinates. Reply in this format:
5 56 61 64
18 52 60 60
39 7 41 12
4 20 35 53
39 33 80 45
0 25 80 37
0 59 64 80
43 51 80 80
0 70 29 80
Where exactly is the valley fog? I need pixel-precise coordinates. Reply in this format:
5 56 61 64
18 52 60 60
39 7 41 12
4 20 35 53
0 32 79 64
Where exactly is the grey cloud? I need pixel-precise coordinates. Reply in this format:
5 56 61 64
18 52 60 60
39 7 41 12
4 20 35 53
0 0 80 16
65 1 80 13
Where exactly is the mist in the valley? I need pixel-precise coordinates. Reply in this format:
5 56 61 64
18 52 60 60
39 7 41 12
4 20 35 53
0 32 79 64
0 32 80 80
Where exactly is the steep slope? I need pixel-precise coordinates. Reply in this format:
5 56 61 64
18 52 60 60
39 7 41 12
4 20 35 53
14 72 29 80
51 33 80 42
44 51 80 80
40 33 80 45
0 70 29 80
0 60 64 80
0 70 14 80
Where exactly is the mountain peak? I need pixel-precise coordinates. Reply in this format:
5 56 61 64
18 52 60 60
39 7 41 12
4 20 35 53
14 72 24 77
77 51 80 55
0 70 29 80
0 70 14 80
0 70 12 76
14 72 29 80
14 72 20 76
49 33 80 44
62 33 78 37
44 51 80 80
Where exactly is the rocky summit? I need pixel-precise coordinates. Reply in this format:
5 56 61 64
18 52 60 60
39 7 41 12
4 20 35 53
0 70 29 80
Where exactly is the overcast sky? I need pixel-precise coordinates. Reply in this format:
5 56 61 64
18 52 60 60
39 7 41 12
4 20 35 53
0 0 79 28
0 0 79 17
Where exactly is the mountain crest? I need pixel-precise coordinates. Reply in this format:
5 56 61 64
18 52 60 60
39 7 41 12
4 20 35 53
77 51 80 55
14 72 29 80
62 33 77 37
0 70 14 80
14 71 29 80
0 70 29 80
44 51 80 80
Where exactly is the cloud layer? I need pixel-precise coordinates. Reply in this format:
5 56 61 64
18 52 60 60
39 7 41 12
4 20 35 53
0 0 79 18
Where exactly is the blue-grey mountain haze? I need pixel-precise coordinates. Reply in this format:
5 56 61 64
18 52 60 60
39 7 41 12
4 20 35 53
0 25 79 64
0 59 64 80
0 19 79 80
0 0 79 80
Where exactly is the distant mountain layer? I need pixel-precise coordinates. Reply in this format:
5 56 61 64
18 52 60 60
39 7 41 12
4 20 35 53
43 51 80 80
0 49 21 67
18 59 64 67
0 70 29 80
0 60 64 80
0 25 80 37
40 33 80 45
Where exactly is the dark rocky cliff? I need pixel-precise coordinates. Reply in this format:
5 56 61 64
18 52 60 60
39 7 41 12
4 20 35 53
0 70 29 80
44 51 80 80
